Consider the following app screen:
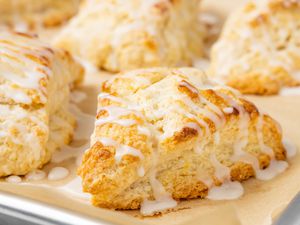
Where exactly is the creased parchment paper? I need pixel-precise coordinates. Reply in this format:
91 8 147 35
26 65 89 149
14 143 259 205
0 0 299 225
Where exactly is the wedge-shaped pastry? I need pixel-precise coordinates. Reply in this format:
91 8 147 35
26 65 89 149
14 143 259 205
210 0 300 95
0 31 84 177
54 0 204 72
0 0 80 30
78 68 288 215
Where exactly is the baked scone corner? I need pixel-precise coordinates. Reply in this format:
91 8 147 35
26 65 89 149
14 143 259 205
78 67 288 215
209 0 300 95
0 31 84 177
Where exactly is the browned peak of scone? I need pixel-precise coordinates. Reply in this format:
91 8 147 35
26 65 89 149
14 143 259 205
78 67 287 213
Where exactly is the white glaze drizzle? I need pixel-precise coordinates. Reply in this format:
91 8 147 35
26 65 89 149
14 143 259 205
141 169 177 216
210 153 230 182
97 93 154 138
25 170 46 181
181 85 225 153
48 167 70 181
217 93 253 160
146 79 260 202
137 126 152 136
96 93 151 132
159 111 209 146
182 97 221 128
0 33 53 104
207 148 244 201
223 107 234 114
0 106 48 172
197 171 214 188
179 80 199 95
178 78 226 135
158 80 225 150
184 121 205 153
256 115 274 156
0 86 32 104
96 93 159 195
189 86 293 201
216 91 289 181
98 92 128 104
115 145 144 163
98 137 144 163
96 106 136 126
255 114 289 180
137 167 145 177
207 181 244 200
5 175 22 183
256 160 288 181
214 132 220 145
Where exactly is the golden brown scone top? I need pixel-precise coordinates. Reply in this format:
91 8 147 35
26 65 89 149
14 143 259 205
78 68 288 214
210 0 300 95
54 0 204 72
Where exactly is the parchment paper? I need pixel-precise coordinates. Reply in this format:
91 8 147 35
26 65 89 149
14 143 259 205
1 0 299 225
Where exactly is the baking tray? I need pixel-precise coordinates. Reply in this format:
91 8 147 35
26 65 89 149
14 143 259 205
0 191 110 225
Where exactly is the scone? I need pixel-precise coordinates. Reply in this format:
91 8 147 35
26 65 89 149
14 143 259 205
0 0 80 30
54 0 204 72
209 0 300 95
0 31 84 177
78 68 287 215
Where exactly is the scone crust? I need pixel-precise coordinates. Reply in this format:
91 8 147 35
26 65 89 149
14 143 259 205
78 68 286 210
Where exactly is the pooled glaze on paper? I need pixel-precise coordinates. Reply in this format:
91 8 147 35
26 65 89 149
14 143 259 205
5 175 22 183
25 170 46 181
48 167 70 181
207 181 244 200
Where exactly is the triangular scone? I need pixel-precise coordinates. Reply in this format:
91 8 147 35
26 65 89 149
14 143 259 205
0 31 84 177
209 0 300 95
78 68 287 215
54 0 204 72
0 0 80 29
